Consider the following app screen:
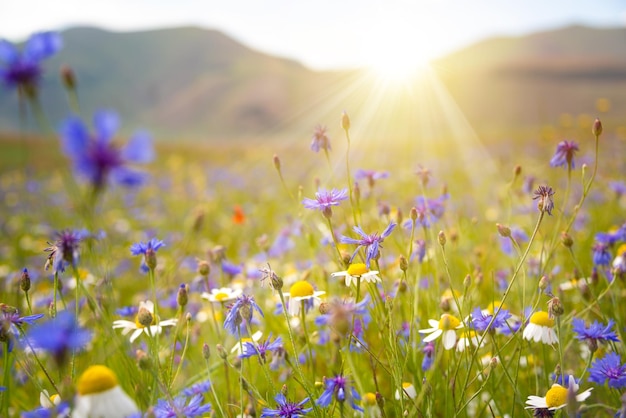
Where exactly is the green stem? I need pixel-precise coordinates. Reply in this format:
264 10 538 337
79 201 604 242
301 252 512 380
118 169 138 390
171 316 190 385
206 357 227 418
52 271 59 318
301 300 315 379
2 342 11 417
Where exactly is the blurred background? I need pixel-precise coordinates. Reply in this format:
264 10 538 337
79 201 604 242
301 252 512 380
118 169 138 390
1 0 625 167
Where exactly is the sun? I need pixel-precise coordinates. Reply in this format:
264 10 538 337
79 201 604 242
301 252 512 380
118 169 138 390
358 25 437 85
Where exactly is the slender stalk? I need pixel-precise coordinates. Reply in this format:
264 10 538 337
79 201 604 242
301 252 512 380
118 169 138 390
205 357 227 418
171 316 191 385
300 300 315 379
1 342 10 417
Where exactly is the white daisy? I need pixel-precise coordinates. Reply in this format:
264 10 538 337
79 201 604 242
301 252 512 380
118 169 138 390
522 311 558 345
361 392 382 418
558 277 592 292
418 314 464 350
112 300 177 343
40 389 61 408
72 365 139 418
283 280 325 316
201 287 242 303
456 329 484 353
525 375 592 411
331 263 381 287
394 382 417 400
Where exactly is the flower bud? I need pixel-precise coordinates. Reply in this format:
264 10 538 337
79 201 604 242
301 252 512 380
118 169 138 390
202 343 211 360
20 268 31 292
145 248 157 270
438 231 446 247
410 207 418 222
319 302 330 315
177 284 188 308
399 255 408 272
463 274 471 289
592 118 602 137
353 182 361 204
137 306 154 328
561 232 573 248
216 344 228 360
273 154 281 171
341 110 350 132
60 65 76 90
514 165 522 178
548 296 564 318
538 275 550 291
136 349 153 371
197 260 210 276
496 223 511 238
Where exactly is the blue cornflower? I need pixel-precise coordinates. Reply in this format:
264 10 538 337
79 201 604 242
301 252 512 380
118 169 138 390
181 379 212 397
21 402 71 418
422 342 435 371
573 318 619 345
59 110 153 190
130 238 164 273
588 352 626 388
221 260 243 277
302 188 348 215
592 241 611 267
240 335 283 361
44 229 84 273
317 374 363 412
310 125 331 153
340 222 396 267
0 32 62 94
262 393 312 417
0 306 43 335
550 140 579 169
27 311 91 365
471 307 512 333
223 294 264 335
533 185 555 216
153 393 212 418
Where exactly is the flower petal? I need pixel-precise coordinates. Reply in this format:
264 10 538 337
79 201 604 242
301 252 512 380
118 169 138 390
122 130 153 163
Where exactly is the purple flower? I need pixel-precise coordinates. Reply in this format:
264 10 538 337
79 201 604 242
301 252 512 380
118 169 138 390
402 195 448 229
533 185 555 216
572 318 619 344
59 110 153 190
470 307 511 333
130 238 164 273
354 169 389 188
44 229 84 273
422 342 435 371
26 311 91 365
316 374 363 412
550 140 579 169
181 380 212 397
240 335 283 361
153 394 211 418
310 125 331 153
21 402 71 418
261 393 312 417
223 294 264 335
0 306 43 333
340 222 396 267
592 241 611 267
0 32 62 94
609 181 626 197
588 352 626 388
302 188 348 214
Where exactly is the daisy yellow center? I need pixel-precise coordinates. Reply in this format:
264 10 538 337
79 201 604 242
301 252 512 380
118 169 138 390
529 311 554 327
618 243 626 256
438 314 461 330
77 365 118 395
290 281 314 298
486 302 507 314
50 394 59 403
402 382 413 389
134 312 157 329
347 263 368 276
545 385 567 408
214 292 229 301
363 392 377 406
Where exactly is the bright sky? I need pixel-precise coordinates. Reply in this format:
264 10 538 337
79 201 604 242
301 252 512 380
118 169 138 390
1 0 625 70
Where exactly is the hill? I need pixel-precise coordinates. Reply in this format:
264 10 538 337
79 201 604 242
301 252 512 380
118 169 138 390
1 25 625 140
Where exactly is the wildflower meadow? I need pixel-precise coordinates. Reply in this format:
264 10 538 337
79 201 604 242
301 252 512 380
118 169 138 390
2 30 626 418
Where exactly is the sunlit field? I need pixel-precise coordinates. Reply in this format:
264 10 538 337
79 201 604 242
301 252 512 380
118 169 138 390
2 31 626 418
